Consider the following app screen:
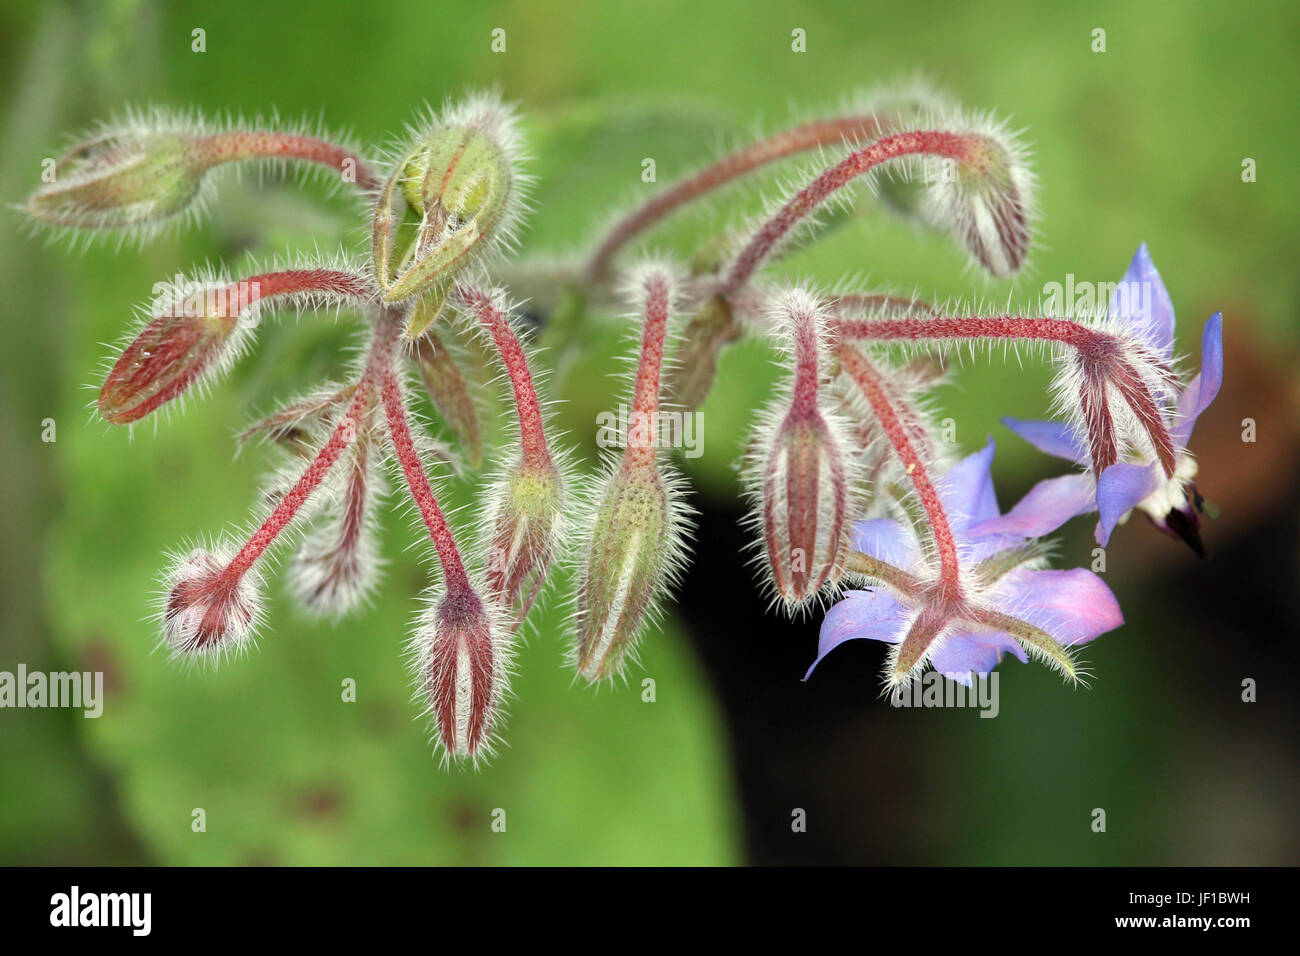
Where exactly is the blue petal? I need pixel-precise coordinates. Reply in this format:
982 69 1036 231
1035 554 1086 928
1095 462 1162 545
935 437 1000 532
1001 417 1089 464
1110 243 1176 361
851 518 921 570
805 589 911 679
929 629 1027 684
1172 312 1224 446
996 567 1124 646
972 472 1098 538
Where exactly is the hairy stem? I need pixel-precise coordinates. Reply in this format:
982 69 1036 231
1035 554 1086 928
583 115 887 281
838 344 962 598
380 366 472 596
721 130 984 296
192 131 381 191
219 312 398 584
833 314 1177 477
624 270 673 471
454 286 550 468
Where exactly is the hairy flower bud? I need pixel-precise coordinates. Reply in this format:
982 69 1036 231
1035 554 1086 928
746 289 854 609
484 458 563 627
26 124 204 232
416 586 508 762
918 122 1034 277
288 435 383 616
158 544 263 661
665 293 742 411
572 463 684 681
99 280 255 424
757 411 853 606
371 95 523 305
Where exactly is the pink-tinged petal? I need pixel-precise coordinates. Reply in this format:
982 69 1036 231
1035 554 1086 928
805 589 911 678
851 518 921 570
929 629 1027 685
1172 312 1223 446
1095 462 1162 545
1109 243 1176 361
997 567 1124 646
1001 417 1088 464
936 438 1000 531
972 472 1098 539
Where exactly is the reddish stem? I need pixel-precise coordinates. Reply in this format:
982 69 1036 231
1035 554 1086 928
838 345 962 597
721 130 982 296
787 298 822 416
192 131 381 192
832 314 1178 477
454 286 551 468
625 271 672 470
380 367 472 596
217 315 397 586
583 115 887 281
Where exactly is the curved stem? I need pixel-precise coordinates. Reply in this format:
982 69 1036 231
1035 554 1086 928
721 130 983 297
838 344 962 598
380 367 472 596
583 115 887 282
832 314 1177 477
453 286 551 469
624 270 673 471
219 313 398 585
192 131 381 192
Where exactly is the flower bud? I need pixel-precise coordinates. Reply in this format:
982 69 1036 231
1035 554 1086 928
413 333 483 470
288 437 383 616
747 288 853 609
26 123 204 231
158 545 262 661
665 293 742 411
919 123 1035 277
371 96 522 304
483 457 563 627
416 586 507 762
755 410 852 608
99 280 255 424
572 463 684 682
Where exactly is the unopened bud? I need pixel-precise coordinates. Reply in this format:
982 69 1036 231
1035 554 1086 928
572 463 684 682
748 288 853 608
755 411 852 607
288 438 382 616
416 586 507 762
665 293 742 411
26 122 204 231
158 545 262 661
372 96 522 304
920 123 1034 277
99 280 255 424
484 458 563 627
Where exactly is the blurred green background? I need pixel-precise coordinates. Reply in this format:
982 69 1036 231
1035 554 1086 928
1 0 1297 865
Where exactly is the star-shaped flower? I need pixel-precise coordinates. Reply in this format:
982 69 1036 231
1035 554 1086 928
808 440 1123 686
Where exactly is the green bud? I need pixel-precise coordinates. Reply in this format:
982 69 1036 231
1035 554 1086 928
572 463 682 682
371 101 519 304
27 128 203 231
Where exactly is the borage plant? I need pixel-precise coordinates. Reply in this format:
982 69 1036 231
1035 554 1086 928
25 84 1222 766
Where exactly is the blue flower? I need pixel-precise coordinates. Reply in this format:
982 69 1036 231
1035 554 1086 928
809 440 1122 686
